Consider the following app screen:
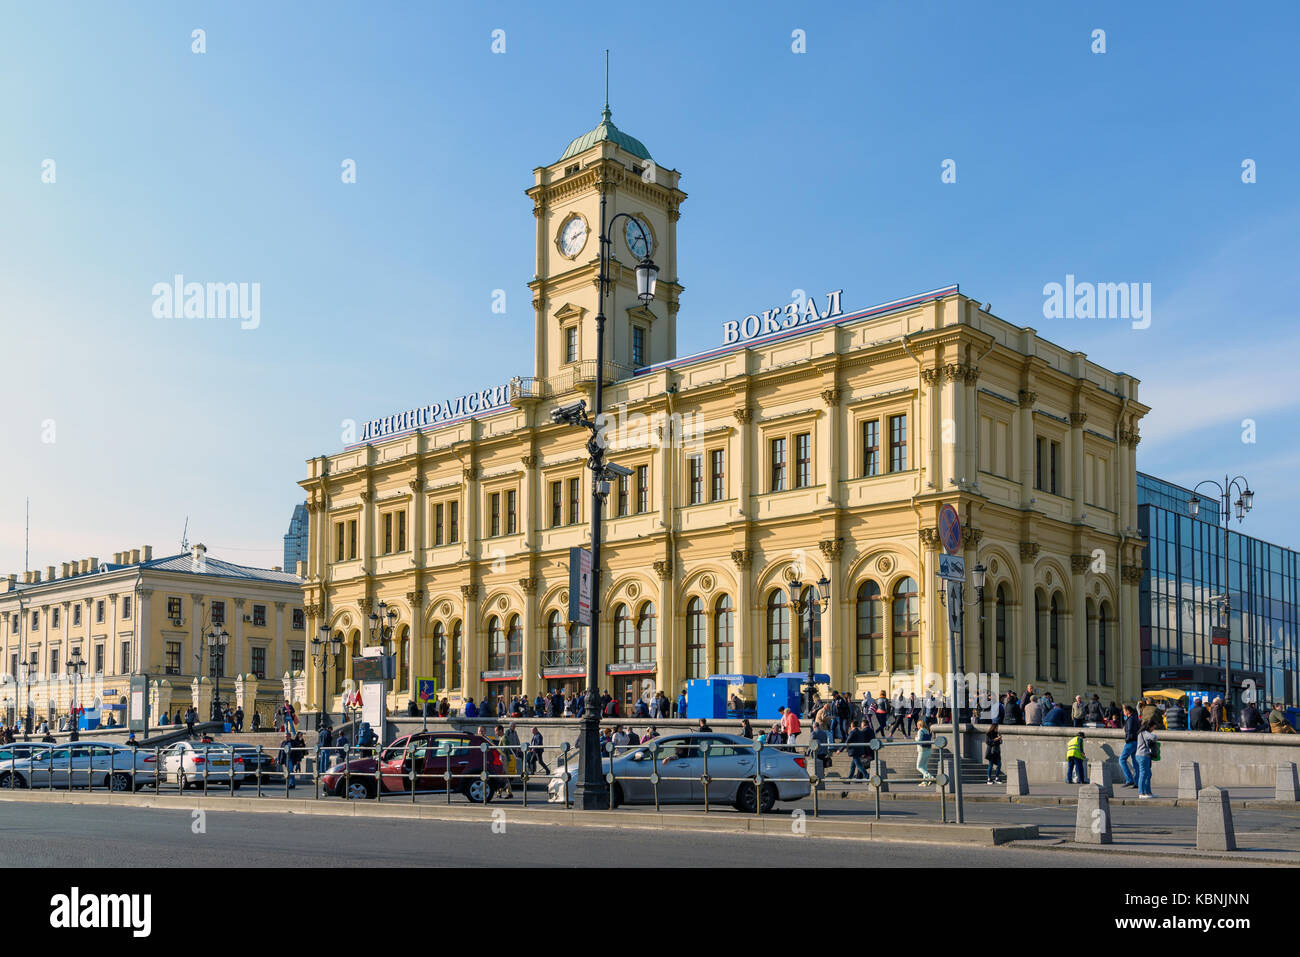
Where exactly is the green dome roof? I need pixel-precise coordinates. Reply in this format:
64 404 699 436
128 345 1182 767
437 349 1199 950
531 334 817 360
559 107 651 162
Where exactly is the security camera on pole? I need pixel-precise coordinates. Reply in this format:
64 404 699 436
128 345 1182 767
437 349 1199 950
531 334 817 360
936 503 966 823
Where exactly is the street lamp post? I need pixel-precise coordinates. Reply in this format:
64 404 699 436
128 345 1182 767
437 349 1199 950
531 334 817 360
1188 476 1254 719
973 562 987 722
551 189 658 810
20 653 36 741
68 648 85 733
311 626 342 731
368 600 398 741
786 576 831 719
205 626 230 723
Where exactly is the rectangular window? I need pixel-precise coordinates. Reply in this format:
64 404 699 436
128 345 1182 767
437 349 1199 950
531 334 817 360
688 454 703 505
31 610 39 630
770 437 787 492
550 481 563 528
567 477 581 525
710 449 725 501
9 653 16 677
252 604 266 627
336 521 345 561
617 474 629 517
120 641 131 674
96 600 105 624
889 414 908 472
490 492 501 537
251 647 266 679
565 326 578 364
165 642 181 675
449 501 459 543
348 520 357 560
73 605 81 626
862 420 880 476
383 512 393 554
94 644 105 675
166 597 182 620
1035 437 1061 495
291 649 305 673
636 466 649 513
211 601 225 626
292 608 305 630
434 503 445 546
506 489 517 535
52 608 60 630
397 510 407 551
50 648 59 675
794 432 811 488
632 326 646 367
121 596 131 619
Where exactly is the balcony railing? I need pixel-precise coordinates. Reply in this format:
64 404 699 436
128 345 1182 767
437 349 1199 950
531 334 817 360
510 361 637 406
540 648 586 669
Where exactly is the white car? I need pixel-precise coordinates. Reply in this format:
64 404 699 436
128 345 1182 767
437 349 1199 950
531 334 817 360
0 742 157 792
547 733 812 812
160 741 245 789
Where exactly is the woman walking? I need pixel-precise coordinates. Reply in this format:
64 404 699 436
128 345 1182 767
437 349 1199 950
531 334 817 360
984 723 1003 784
1135 719 1159 798
915 718 936 785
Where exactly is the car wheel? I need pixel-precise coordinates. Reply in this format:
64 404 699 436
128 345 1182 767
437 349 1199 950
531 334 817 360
610 783 624 810
109 772 132 792
734 782 759 813
759 783 778 813
0 772 25 790
231 781 242 791
464 778 492 804
344 779 374 800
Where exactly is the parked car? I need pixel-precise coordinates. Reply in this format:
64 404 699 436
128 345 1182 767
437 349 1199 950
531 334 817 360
546 733 811 812
0 742 54 765
0 742 157 792
321 732 506 802
224 743 277 782
159 741 245 789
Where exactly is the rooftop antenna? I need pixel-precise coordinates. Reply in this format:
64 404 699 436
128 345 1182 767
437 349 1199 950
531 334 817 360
604 49 609 114
24 497 29 574
180 517 189 553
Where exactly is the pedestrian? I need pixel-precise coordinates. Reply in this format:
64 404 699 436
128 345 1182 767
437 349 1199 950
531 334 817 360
908 693 920 737
251 710 262 732
1135 720 1159 798
1119 704 1140 788
1269 703 1296 733
833 691 851 743
696 717 713 734
185 707 196 739
915 718 935 785
464 697 478 719
603 695 620 718
1238 699 1262 731
1084 694 1104 725
635 696 650 718
1071 695 1085 727
984 723 1003 784
1043 700 1069 727
845 718 875 783
1164 699 1185 731
1209 697 1224 731
528 726 550 774
676 689 687 719
739 718 753 739
1005 693 1024 725
279 730 296 789
1024 695 1043 726
1065 729 1088 784
887 694 908 739
234 706 244 733
779 706 801 746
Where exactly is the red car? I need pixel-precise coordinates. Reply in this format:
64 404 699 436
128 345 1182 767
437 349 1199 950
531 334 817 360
321 732 506 802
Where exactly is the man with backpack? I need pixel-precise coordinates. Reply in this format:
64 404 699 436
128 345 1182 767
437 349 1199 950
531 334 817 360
831 691 851 743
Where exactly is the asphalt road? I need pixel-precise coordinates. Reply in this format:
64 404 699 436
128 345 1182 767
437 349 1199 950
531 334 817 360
0 802 1258 868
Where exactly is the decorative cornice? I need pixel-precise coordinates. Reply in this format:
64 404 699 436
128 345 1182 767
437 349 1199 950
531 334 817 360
818 537 844 560
1019 542 1041 562
1018 390 1038 409
1070 554 1091 574
943 363 978 384
652 559 673 580
920 368 942 387
730 548 752 570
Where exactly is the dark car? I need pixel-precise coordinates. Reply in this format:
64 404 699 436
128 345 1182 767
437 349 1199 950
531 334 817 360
224 743 278 782
321 732 505 802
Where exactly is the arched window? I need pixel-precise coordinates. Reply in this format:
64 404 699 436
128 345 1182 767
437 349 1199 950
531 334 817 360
333 631 346 694
487 616 504 671
1049 594 1062 682
995 586 1009 676
614 604 633 663
397 626 409 692
891 577 919 672
636 602 657 663
1035 590 1047 680
1086 600 1097 685
507 614 522 670
686 597 706 679
714 595 734 674
547 611 564 651
767 590 789 674
855 581 883 674
1098 601 1110 685
432 621 446 691
798 585 822 673
451 621 462 690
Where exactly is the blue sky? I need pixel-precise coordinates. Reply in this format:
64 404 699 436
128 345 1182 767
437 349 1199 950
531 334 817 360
1 0 1297 572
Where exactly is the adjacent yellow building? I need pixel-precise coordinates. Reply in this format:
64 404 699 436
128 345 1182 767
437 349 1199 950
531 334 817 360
299 105 1150 717
0 544 306 728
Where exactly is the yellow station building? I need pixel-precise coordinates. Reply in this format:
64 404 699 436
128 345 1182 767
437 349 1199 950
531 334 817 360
299 105 1150 716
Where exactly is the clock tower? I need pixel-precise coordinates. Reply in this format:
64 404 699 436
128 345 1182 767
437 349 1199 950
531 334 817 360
527 103 685 388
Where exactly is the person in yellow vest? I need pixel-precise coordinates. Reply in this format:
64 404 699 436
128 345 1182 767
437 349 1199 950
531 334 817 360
1066 729 1088 784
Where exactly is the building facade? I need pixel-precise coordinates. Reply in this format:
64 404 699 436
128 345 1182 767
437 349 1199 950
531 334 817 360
0 544 306 727
299 106 1150 716
1138 472 1296 709
284 502 309 573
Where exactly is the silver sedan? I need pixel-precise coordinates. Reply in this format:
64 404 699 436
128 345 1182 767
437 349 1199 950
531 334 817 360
0 742 157 792
547 733 811 812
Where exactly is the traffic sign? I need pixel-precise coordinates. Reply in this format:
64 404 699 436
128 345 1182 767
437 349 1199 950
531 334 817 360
1211 627 1229 647
568 546 592 626
938 504 962 555
417 677 438 702
946 579 962 635
937 554 966 582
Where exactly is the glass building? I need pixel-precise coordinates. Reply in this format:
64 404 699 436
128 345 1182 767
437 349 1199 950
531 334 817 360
1138 472 1297 710
283 502 309 572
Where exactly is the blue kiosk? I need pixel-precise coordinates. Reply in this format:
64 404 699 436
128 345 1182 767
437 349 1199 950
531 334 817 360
684 674 758 719
757 672 829 720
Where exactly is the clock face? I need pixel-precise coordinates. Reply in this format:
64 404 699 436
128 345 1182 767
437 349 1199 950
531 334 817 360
560 216 587 258
625 217 652 258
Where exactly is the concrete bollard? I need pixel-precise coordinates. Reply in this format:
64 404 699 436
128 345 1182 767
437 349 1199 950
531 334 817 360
1007 759 1028 796
1196 787 1236 851
1178 762 1202 800
1275 763 1299 802
1089 759 1113 797
1074 784 1112 844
